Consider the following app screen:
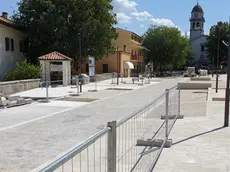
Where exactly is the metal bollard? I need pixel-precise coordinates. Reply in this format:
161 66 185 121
121 74 123 83
79 76 82 93
112 72 114 84
46 80 49 103
95 76 98 91
165 89 169 138
76 76 80 96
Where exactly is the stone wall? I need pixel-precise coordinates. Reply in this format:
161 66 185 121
0 79 40 95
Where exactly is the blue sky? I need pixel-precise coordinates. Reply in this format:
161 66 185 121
1 0 230 36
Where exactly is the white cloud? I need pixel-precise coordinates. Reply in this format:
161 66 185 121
112 0 137 12
116 12 132 23
140 24 145 28
150 18 177 27
131 11 152 21
112 0 183 34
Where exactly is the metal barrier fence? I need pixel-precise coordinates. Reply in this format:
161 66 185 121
39 76 96 102
39 84 180 172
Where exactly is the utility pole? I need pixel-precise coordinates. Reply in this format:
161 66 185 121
78 33 82 92
224 17 230 127
216 29 220 93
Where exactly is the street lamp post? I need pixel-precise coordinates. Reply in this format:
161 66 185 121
212 56 214 77
224 17 230 127
78 33 82 92
216 29 220 93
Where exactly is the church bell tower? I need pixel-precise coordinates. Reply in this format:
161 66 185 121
189 3 205 40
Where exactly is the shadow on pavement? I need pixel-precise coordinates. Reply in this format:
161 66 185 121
172 126 225 146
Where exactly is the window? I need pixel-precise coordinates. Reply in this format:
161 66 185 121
131 35 134 40
11 39 14 51
123 45 127 52
201 45 205 52
5 38 9 51
103 64 108 73
86 64 89 73
5 37 14 51
193 22 195 29
196 22 200 28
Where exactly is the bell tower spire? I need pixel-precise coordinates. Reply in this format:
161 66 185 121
189 3 205 40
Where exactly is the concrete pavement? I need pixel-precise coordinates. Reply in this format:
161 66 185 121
11 77 161 99
155 75 230 172
0 77 184 172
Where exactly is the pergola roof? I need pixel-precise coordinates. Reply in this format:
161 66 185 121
38 51 72 61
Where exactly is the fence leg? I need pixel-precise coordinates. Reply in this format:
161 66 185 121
165 89 169 138
107 121 117 172
46 80 49 103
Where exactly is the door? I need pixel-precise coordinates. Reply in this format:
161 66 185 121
103 64 108 73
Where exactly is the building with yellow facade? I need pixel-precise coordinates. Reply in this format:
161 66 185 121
81 28 146 77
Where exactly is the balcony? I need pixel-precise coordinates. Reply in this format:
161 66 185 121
131 55 138 60
131 55 144 61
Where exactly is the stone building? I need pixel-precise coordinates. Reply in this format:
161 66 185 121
0 12 26 79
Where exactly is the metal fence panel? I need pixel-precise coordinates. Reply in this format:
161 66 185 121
40 128 110 172
39 85 180 172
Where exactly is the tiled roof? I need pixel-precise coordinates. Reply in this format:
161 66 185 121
0 17 20 30
38 51 72 61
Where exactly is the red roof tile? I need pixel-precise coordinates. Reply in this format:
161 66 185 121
38 51 72 61
0 17 20 30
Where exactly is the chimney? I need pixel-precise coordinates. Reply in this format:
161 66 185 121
2 12 8 19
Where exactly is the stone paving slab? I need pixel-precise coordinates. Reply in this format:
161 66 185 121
0 77 184 172
155 83 230 172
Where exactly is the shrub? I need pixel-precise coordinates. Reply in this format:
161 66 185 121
2 60 40 81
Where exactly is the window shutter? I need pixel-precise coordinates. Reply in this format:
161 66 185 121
5 37 9 51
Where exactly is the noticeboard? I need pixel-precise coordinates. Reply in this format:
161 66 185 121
89 56 95 76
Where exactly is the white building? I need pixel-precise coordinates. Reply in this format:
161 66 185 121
0 12 26 79
189 3 208 66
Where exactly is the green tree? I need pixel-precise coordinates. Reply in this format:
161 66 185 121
206 21 229 65
142 25 191 71
13 0 117 71
2 60 40 81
